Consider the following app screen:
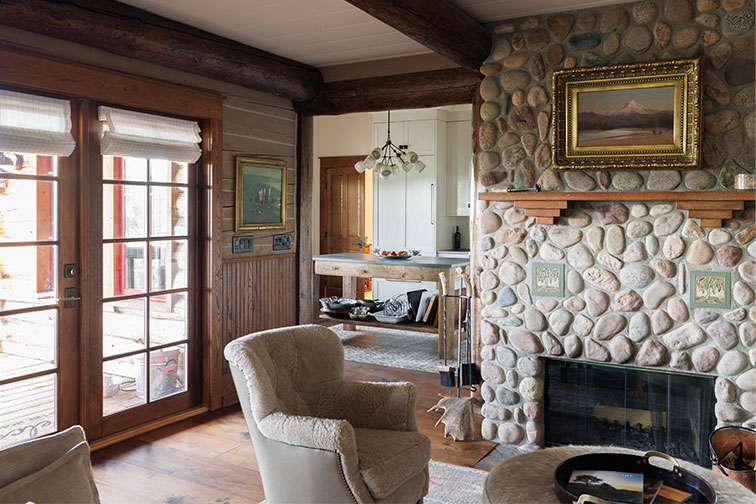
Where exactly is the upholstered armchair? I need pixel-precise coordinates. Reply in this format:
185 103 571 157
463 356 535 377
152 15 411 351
224 324 430 504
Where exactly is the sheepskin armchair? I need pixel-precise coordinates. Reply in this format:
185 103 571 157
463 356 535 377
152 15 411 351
224 324 430 504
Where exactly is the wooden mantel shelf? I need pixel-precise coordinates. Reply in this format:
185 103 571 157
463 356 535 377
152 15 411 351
478 190 756 227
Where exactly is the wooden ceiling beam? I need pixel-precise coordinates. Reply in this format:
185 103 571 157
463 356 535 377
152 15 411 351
343 0 491 71
293 68 481 116
0 0 323 102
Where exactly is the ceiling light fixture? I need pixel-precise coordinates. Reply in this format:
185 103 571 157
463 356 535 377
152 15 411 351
354 110 425 178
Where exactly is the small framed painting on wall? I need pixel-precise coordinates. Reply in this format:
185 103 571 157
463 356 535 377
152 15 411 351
532 263 565 297
235 156 287 231
690 270 731 309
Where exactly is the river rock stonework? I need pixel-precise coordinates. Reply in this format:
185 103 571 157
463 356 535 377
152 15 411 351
477 0 753 195
477 202 756 447
475 0 755 449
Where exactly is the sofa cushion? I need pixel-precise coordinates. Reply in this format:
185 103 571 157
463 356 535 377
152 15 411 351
0 426 86 488
354 427 430 500
0 441 100 504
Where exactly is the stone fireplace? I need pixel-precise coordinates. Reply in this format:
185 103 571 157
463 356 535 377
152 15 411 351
473 0 755 458
478 202 756 452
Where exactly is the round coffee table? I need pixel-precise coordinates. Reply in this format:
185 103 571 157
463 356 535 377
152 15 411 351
483 445 754 504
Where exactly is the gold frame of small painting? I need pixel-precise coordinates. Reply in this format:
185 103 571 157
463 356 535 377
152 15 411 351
551 57 702 170
235 156 287 231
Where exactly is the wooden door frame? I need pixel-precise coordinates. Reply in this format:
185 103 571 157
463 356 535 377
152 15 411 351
0 44 225 442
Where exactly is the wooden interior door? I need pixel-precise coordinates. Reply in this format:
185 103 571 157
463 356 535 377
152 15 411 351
319 156 366 299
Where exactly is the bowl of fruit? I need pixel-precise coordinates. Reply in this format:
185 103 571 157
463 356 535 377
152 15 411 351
371 248 420 260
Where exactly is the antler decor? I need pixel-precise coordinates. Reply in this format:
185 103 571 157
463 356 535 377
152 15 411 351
428 396 477 442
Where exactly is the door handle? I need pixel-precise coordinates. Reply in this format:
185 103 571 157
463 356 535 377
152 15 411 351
352 240 364 248
430 183 435 225
58 287 80 308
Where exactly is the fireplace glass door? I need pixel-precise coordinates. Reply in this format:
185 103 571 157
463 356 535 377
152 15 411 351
545 359 716 467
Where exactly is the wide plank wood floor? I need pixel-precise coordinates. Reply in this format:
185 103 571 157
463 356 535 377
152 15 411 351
91 361 495 504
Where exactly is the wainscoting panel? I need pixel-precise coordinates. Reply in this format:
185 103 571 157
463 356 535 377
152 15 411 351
221 254 297 406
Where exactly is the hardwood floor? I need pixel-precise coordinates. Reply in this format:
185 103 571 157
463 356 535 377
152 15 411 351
91 361 495 504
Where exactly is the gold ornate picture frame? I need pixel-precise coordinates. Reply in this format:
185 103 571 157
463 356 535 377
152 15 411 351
235 156 287 231
552 57 702 170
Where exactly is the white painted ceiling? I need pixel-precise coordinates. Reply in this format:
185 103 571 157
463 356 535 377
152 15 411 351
119 0 620 68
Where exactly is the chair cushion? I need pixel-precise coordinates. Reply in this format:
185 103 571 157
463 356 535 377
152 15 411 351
354 427 430 500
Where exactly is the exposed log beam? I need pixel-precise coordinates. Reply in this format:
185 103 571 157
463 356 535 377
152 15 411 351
294 68 481 116
0 0 323 102
343 0 491 71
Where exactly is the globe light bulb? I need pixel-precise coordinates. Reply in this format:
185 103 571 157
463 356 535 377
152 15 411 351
401 161 411 173
407 151 419 163
414 160 426 173
354 161 367 173
363 155 377 169
380 167 392 178
370 148 382 160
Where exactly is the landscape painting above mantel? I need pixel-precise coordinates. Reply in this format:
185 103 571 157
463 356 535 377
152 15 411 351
552 57 702 170
577 85 676 148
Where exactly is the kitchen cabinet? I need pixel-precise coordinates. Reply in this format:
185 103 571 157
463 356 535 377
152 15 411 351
445 110 473 217
371 108 470 300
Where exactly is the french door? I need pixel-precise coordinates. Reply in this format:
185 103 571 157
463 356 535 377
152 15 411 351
0 152 79 448
95 147 201 436
0 98 202 446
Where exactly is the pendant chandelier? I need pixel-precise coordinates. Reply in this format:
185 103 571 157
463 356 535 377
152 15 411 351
354 110 425 178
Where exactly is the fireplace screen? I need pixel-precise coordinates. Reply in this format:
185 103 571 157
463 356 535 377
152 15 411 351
545 358 716 467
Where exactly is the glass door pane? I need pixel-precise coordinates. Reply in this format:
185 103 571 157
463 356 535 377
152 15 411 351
101 156 194 424
0 152 76 448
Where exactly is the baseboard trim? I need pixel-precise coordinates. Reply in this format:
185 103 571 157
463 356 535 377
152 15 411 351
89 405 209 451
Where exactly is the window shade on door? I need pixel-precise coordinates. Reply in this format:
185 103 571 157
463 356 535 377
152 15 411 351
0 89 76 156
98 106 202 163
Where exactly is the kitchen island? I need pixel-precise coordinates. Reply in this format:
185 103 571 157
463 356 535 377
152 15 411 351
313 253 470 358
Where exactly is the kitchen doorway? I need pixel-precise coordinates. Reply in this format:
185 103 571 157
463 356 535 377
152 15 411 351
319 155 370 299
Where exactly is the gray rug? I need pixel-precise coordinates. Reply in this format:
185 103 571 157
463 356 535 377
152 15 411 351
427 460 488 504
260 460 487 504
330 323 445 373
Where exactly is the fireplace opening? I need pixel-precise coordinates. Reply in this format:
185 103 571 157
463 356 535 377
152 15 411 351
545 358 716 467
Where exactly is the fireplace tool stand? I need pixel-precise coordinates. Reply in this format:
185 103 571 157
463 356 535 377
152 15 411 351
428 267 480 441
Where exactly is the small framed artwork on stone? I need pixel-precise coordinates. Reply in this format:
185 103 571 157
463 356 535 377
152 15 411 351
690 271 731 309
532 263 565 297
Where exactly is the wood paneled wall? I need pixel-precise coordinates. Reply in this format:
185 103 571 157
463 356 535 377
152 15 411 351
221 96 298 259
220 254 298 406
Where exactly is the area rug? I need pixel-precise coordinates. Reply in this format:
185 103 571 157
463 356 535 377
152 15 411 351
330 323 446 373
259 460 487 504
426 459 488 504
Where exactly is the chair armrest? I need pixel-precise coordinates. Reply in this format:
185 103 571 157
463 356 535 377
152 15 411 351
257 411 358 455
333 381 418 432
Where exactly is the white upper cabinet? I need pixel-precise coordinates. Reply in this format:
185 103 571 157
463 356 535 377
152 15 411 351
404 120 436 155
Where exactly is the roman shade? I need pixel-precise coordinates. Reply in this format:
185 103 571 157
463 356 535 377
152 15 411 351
0 89 76 156
98 106 202 163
